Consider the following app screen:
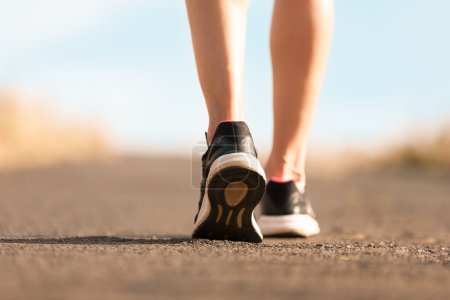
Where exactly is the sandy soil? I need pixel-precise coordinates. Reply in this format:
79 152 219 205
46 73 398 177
0 157 449 300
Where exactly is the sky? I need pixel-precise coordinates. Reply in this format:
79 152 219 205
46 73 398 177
1 0 449 153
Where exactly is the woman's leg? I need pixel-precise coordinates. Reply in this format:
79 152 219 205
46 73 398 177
185 0 249 142
265 0 334 187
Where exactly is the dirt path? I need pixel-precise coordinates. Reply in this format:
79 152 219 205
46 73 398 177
0 157 449 299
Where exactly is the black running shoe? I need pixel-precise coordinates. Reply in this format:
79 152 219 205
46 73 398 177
192 121 266 243
258 180 320 237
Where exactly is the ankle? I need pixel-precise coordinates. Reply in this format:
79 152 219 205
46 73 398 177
265 157 306 183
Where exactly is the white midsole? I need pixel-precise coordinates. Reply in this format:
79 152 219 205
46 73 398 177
207 152 266 184
194 153 266 239
258 214 320 237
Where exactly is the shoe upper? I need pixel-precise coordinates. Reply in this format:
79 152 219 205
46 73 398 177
260 180 316 218
201 121 257 179
195 121 258 223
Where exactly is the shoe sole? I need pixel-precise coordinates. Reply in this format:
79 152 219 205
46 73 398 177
258 214 320 237
193 153 266 243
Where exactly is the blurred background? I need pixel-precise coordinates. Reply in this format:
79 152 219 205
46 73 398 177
1 0 449 171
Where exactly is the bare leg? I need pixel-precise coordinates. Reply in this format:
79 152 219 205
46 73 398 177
265 0 334 185
185 0 249 142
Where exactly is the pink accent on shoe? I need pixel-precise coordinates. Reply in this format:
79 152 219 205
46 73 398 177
269 177 292 183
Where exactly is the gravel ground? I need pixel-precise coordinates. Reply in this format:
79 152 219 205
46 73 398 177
0 157 449 300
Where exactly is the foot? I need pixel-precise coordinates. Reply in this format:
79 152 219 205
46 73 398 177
192 121 266 243
258 180 320 237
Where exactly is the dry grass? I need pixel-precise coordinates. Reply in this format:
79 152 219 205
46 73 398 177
376 124 450 171
306 122 450 176
0 89 110 170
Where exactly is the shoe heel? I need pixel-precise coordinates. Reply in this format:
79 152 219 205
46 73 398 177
202 166 265 242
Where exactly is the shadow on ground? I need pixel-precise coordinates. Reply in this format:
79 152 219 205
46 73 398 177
0 236 192 245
